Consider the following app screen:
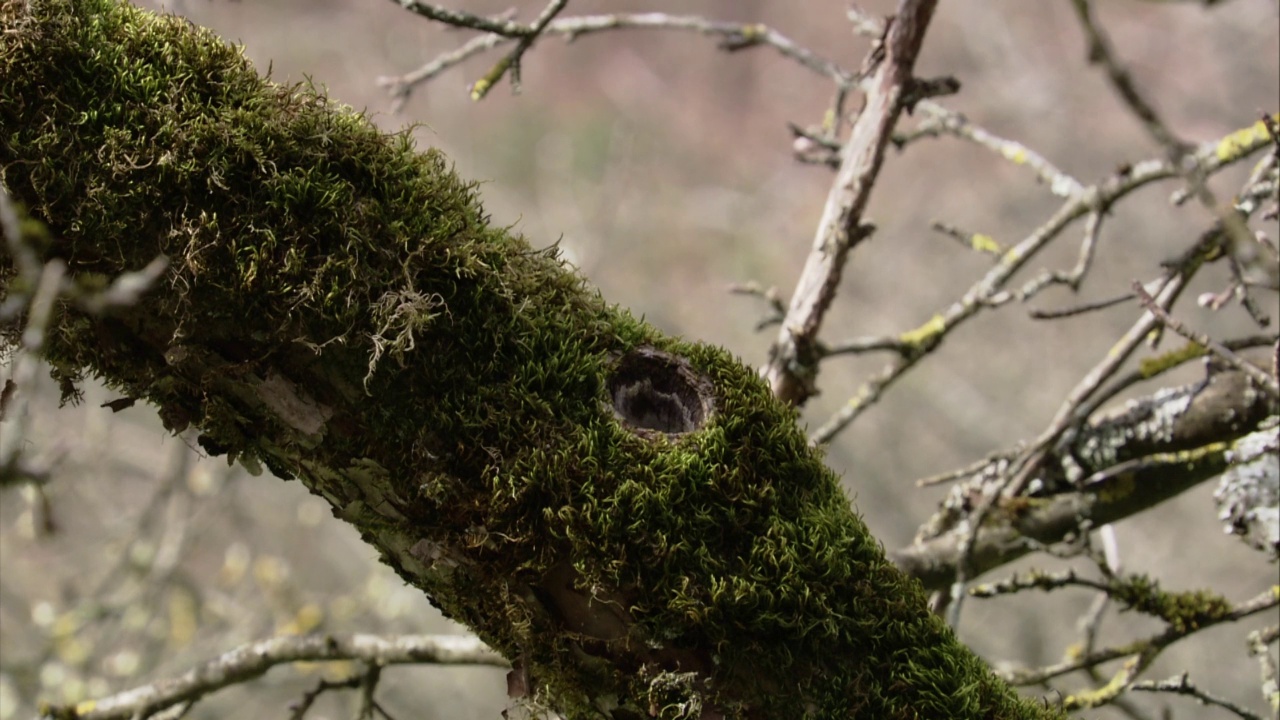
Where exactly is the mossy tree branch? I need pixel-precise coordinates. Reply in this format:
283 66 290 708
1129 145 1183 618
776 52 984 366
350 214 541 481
0 0 1060 718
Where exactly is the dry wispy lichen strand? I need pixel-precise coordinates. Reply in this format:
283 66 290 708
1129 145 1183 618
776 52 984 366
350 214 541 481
0 1 1059 718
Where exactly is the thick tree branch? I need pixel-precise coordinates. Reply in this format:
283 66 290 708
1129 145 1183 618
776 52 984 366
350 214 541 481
0 1 1056 717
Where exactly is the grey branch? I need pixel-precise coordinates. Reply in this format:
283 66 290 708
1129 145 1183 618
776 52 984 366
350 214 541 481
39 633 506 720
891 370 1279 591
763 0 940 406
1132 280 1280 399
1130 673 1267 720
1214 417 1280 560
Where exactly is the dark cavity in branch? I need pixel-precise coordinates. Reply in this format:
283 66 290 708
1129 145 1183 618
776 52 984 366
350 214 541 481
607 348 713 436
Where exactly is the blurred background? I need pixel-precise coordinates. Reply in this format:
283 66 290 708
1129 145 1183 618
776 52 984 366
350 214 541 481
2 0 1277 717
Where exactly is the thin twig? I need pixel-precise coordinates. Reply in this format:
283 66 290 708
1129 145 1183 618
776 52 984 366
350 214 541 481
40 633 507 720
808 118 1272 445
908 106 1086 198
390 1 534 38
998 586 1278 687
998 273 1191 502
380 33 505 112
1086 333 1278 411
915 450 1014 487
1070 0 1188 154
289 675 364 720
1130 673 1265 720
380 12 853 106
819 335 911 357
1030 292 1133 320
1132 280 1280 398
1017 210 1106 299
931 222 1005 257
469 0 569 100
728 281 786 331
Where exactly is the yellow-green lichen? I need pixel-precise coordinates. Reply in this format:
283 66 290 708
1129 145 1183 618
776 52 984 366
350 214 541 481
970 232 1003 255
1000 146 1029 164
1215 114 1279 162
898 313 947 349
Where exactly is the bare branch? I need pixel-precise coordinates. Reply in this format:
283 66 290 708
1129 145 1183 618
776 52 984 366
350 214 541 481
1132 280 1280 398
379 12 852 107
1018 211 1105 299
1130 673 1265 720
999 272 1195 502
1029 292 1132 320
1069 0 1188 155
39 633 506 720
388 1 533 38
809 116 1276 445
905 106 1086 198
763 0 940 406
819 334 911 358
931 222 1006 257
1091 334 1277 410
469 0 569 101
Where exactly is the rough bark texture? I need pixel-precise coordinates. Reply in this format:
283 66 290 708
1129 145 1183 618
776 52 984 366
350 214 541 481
894 370 1280 590
0 1 1061 717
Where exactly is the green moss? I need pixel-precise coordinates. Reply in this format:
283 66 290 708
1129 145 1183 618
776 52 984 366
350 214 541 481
0 1 1059 717
1110 575 1232 634
1137 341 1207 378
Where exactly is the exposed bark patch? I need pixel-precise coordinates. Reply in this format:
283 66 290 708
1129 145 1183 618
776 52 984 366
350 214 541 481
257 371 332 436
607 347 713 437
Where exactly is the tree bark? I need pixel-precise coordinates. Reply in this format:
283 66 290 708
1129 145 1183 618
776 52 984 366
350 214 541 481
893 369 1279 590
0 1 1061 717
